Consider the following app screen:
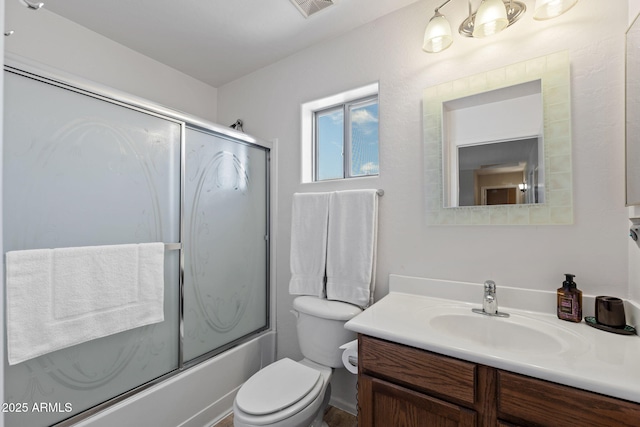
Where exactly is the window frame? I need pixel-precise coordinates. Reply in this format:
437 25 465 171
313 104 345 181
312 94 379 182
301 82 379 183
346 95 379 179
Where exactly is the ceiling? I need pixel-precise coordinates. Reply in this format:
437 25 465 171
40 0 420 88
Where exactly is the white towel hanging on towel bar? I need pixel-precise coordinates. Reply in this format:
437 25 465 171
289 192 331 297
326 189 379 308
5 242 165 365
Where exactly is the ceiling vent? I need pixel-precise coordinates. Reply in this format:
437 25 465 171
289 0 335 18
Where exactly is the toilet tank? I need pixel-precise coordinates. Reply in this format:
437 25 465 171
292 296 363 368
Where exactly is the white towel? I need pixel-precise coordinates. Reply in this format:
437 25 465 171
326 190 378 308
289 192 331 297
6 243 165 365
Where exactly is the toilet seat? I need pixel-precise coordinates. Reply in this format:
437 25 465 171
235 358 324 424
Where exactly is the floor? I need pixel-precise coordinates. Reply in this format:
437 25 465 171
213 406 357 427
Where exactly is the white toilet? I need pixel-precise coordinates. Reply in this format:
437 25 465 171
232 296 362 427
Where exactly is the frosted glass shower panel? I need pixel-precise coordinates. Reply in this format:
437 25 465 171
183 128 269 362
3 70 180 426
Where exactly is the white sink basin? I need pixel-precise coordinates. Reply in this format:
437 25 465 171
344 278 640 404
417 305 590 356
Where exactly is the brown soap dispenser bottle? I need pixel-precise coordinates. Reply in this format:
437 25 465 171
557 273 582 322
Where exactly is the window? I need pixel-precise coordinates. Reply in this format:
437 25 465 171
301 83 379 183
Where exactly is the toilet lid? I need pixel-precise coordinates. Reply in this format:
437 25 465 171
235 358 322 416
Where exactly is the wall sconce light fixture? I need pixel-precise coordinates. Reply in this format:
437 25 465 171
423 0 578 53
519 182 528 192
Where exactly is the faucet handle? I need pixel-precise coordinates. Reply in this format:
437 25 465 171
484 280 496 292
472 280 509 318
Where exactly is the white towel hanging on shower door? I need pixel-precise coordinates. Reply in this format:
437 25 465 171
5 242 165 365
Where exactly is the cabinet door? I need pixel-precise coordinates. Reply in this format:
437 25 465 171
498 371 640 427
359 375 477 427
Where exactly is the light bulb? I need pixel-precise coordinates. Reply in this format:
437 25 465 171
473 0 509 38
423 12 453 53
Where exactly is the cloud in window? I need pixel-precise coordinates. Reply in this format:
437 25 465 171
351 109 378 125
360 162 379 174
327 110 343 123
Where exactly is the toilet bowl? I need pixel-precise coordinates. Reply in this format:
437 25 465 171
232 296 362 427
232 358 332 427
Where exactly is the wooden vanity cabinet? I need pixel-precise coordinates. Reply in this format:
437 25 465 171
497 371 640 426
357 334 640 427
358 376 477 426
358 334 493 426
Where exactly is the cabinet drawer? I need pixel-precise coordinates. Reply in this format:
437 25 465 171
498 371 640 427
359 335 477 406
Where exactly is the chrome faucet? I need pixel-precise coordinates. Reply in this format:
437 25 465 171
472 280 509 318
482 280 497 314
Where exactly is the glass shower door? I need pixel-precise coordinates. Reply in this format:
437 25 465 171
3 65 271 426
183 127 269 363
3 70 181 427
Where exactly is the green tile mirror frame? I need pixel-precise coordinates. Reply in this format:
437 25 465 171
423 51 572 225
626 14 640 206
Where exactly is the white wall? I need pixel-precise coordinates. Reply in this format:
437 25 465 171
445 93 542 146
631 1 640 26
629 1 640 303
1 1 5 425
217 0 629 412
4 0 218 122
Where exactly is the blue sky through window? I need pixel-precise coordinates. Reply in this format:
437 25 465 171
350 103 379 176
316 100 378 180
317 109 344 180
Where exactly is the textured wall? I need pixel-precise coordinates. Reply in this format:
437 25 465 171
629 0 640 304
217 0 630 411
631 1 640 26
4 0 218 122
1 1 5 424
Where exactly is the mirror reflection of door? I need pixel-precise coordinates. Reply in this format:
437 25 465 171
474 168 526 205
485 187 517 205
458 138 539 206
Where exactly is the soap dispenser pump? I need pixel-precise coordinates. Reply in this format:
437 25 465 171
557 273 582 322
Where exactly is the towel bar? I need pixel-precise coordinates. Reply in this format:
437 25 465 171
164 243 182 251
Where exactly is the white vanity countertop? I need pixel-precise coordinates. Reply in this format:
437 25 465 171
345 275 640 403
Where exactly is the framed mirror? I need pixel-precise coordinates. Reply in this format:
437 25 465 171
444 80 543 207
627 14 640 206
423 51 573 225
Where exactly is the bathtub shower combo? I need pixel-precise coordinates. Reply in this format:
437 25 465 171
2 59 270 426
